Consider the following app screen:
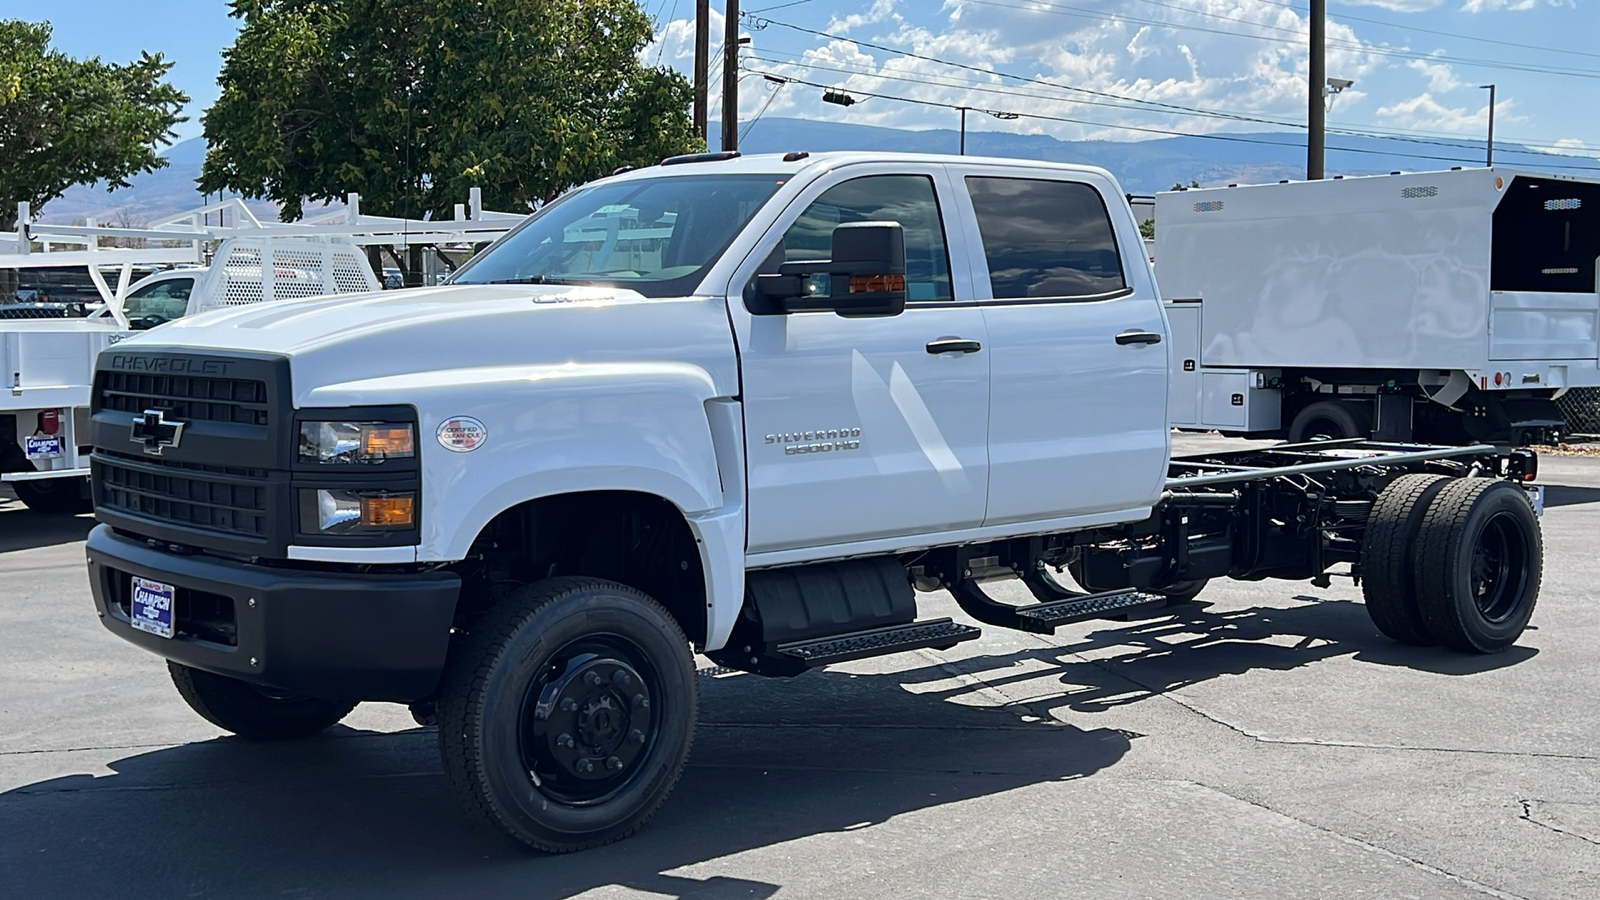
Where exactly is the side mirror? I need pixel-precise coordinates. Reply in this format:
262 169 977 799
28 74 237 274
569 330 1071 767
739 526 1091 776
756 221 907 317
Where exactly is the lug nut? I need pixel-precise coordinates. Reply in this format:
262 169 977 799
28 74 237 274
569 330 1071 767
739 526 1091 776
631 729 647 744
556 733 575 749
632 694 649 710
560 698 579 712
611 670 631 685
585 672 604 688
577 759 595 773
606 756 624 771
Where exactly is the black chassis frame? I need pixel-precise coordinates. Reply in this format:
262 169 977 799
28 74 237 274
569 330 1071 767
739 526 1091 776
902 439 1537 596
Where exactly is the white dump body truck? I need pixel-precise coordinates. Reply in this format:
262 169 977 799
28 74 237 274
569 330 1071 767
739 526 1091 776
1157 167 1600 444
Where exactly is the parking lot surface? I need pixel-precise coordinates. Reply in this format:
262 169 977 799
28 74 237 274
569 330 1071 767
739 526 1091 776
2 453 1598 899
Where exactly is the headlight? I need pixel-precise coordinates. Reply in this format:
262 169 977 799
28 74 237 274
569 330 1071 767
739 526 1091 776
300 489 416 534
298 421 415 464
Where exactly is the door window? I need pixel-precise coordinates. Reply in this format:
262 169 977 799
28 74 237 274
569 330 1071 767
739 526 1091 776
965 177 1126 299
122 277 195 324
774 174 953 302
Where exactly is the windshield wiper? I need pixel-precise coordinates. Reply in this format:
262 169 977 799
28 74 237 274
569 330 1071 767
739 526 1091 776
476 276 578 285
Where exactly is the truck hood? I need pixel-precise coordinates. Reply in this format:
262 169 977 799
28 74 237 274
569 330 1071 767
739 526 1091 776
113 283 741 405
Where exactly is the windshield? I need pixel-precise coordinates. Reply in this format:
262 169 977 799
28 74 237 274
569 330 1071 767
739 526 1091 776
122 277 194 327
451 174 786 297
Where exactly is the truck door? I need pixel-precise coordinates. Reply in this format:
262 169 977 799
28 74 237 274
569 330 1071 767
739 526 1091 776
952 169 1170 526
732 168 991 557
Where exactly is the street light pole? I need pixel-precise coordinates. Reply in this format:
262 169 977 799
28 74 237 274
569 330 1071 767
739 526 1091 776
1308 0 1325 179
721 0 740 152
1480 83 1496 167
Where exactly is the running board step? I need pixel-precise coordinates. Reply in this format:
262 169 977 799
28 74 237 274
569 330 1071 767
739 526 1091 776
950 578 1166 634
1012 589 1166 633
774 618 981 672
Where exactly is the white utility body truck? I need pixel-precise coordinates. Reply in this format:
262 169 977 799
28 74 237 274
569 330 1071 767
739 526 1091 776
1158 167 1600 444
2 194 519 512
84 152 1547 853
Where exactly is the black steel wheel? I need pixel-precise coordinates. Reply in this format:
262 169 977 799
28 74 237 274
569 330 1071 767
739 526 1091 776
1288 400 1372 442
437 577 696 852
168 662 356 740
1414 479 1542 653
1360 473 1451 645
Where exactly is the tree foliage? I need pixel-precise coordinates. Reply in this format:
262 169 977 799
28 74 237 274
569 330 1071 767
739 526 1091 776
0 20 187 231
201 0 698 221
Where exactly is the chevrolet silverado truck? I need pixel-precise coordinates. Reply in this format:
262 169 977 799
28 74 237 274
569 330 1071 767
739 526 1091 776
84 151 1545 853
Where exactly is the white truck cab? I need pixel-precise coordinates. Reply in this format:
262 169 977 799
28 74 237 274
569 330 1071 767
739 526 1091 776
83 152 1546 853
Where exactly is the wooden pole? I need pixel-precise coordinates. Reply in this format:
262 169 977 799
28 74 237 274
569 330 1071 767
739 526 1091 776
693 0 709 144
1308 0 1325 180
721 0 740 152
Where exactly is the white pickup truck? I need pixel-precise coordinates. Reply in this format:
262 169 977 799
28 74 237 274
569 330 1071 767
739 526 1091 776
84 151 1545 853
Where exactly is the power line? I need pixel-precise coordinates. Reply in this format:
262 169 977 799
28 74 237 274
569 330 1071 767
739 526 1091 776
1249 0 1600 61
747 15 1600 158
755 48 1600 158
748 68 1600 172
958 0 1600 80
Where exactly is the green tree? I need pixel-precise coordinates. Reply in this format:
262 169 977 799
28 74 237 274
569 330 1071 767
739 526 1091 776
0 20 187 232
201 0 698 221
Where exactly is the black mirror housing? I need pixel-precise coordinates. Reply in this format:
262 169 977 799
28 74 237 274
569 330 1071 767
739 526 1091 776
755 221 908 317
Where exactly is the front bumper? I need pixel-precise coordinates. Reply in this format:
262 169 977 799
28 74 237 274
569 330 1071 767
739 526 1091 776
86 525 460 702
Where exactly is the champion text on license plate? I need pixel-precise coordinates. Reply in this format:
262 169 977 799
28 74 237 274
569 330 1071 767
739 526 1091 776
130 577 175 639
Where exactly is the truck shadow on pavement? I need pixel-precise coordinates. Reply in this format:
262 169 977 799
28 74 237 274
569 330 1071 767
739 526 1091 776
0 489 95 552
0 661 1131 900
911 595 1538 720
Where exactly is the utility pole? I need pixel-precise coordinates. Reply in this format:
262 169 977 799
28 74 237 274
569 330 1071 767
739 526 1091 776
960 107 967 155
721 0 740 152
693 0 709 145
1480 84 1496 166
1308 0 1325 180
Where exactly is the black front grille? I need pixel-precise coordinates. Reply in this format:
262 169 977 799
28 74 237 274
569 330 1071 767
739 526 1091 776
96 452 270 538
99 371 269 426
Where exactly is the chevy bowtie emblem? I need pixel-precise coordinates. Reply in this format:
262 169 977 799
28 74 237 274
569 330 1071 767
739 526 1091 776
130 408 185 455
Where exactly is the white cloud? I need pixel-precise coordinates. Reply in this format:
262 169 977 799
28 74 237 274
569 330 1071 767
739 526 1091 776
1408 57 1462 94
1460 0 1569 10
1337 0 1445 10
1374 92 1499 133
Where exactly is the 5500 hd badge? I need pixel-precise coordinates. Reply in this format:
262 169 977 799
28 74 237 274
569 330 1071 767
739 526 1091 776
765 428 863 456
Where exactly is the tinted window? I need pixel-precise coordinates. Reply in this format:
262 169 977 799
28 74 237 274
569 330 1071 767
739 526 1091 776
453 174 784 298
778 175 952 302
966 177 1125 299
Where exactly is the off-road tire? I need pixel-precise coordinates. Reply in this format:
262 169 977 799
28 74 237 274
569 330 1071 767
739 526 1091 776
1288 400 1372 442
169 662 356 740
1360 474 1451 645
1414 479 1542 653
437 577 697 853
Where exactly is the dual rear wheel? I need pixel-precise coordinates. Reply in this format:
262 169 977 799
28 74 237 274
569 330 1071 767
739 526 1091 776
1361 475 1541 652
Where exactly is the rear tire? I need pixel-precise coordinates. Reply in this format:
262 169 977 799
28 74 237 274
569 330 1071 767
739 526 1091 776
1414 479 1542 653
437 577 696 853
1360 474 1451 645
1288 400 1371 442
11 475 92 515
169 662 356 740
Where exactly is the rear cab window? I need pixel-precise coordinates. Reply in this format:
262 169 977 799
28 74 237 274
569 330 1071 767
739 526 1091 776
964 176 1127 300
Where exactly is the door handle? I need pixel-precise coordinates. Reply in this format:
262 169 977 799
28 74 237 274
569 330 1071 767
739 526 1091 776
926 337 982 354
1115 330 1163 346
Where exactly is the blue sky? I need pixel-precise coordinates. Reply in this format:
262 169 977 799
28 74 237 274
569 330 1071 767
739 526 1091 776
13 0 1600 165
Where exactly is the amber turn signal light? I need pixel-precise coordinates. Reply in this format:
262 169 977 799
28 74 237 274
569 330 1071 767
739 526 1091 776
361 494 415 528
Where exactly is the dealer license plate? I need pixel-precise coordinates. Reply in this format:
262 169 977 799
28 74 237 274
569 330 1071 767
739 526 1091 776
24 434 61 459
130 577 176 639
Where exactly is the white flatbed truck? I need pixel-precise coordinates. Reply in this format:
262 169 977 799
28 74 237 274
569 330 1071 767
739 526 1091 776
83 151 1547 853
1157 167 1600 445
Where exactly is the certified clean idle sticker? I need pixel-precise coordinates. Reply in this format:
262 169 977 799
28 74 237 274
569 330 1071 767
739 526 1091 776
436 416 488 452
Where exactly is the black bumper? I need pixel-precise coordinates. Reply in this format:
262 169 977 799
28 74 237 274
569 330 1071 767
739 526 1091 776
86 525 460 703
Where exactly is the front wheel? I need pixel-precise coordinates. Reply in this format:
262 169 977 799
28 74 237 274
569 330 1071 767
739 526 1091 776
437 577 696 853
1415 479 1542 653
169 662 356 740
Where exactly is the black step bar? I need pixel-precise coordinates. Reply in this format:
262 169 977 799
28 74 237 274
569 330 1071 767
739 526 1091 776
950 578 1164 634
724 618 982 676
